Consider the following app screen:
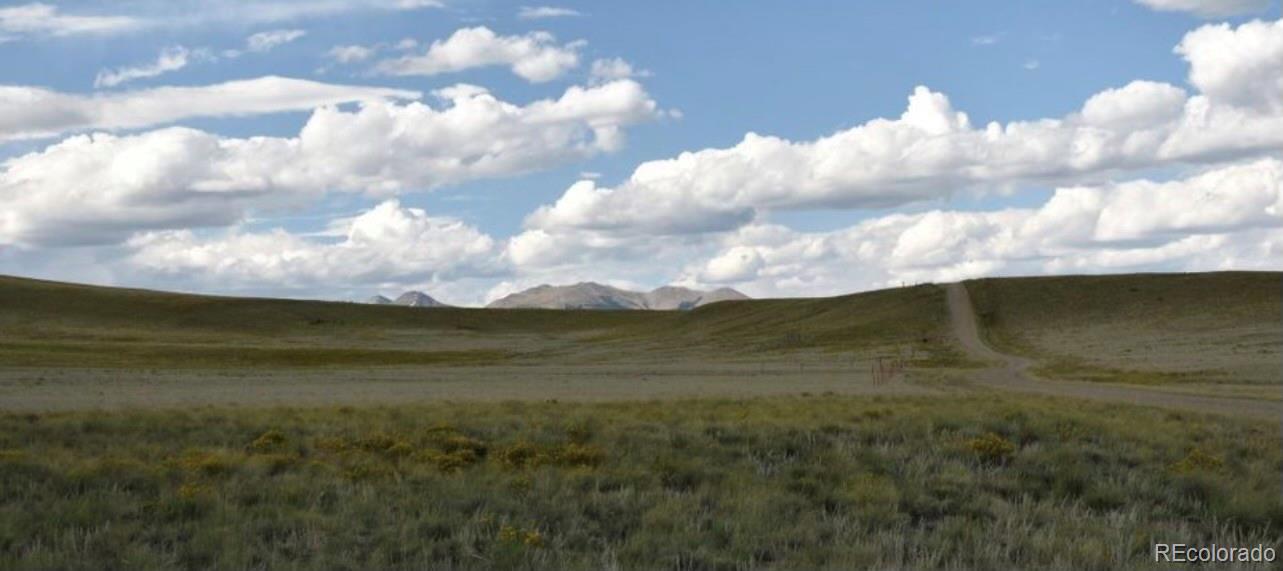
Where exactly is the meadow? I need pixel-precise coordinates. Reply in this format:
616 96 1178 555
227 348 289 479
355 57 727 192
2 394 1278 570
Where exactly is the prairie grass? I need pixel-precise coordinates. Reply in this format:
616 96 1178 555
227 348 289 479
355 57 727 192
1 394 1278 570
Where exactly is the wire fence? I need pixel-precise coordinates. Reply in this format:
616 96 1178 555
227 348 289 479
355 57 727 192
871 346 916 384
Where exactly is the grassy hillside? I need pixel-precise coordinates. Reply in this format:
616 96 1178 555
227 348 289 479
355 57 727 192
2 394 1277 570
600 284 957 359
965 272 1281 385
0 276 958 368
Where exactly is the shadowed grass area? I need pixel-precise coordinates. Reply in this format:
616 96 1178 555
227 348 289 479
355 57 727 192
0 342 513 368
1 395 1278 570
1032 358 1222 386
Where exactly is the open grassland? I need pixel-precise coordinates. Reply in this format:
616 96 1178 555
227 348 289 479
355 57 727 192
0 272 1277 408
1 395 1279 570
0 276 957 370
0 275 971 409
1 273 1279 569
5 272 1270 392
965 272 1281 386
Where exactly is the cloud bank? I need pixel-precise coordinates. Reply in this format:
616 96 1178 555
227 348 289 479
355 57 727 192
0 80 658 246
0 76 420 141
0 3 141 38
1134 0 1273 17
110 158 1283 303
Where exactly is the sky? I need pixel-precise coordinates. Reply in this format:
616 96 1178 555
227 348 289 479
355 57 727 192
1 0 1282 305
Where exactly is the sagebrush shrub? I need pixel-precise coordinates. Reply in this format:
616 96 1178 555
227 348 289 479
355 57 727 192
554 443 605 468
967 432 1016 464
177 451 240 476
250 430 287 452
1170 448 1223 474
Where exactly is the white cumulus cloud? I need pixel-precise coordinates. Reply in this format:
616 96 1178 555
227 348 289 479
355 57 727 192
127 199 501 292
375 26 583 82
1177 17 1283 113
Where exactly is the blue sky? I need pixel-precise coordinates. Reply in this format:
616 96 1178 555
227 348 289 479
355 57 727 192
1 0 1282 304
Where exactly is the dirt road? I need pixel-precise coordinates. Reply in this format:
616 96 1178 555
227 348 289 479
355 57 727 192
946 283 1280 421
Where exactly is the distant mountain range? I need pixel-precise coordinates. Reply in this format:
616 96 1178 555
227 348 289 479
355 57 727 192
365 283 749 310
366 291 451 308
486 282 749 310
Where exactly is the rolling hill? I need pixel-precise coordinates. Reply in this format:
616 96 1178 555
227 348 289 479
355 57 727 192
965 272 1281 384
